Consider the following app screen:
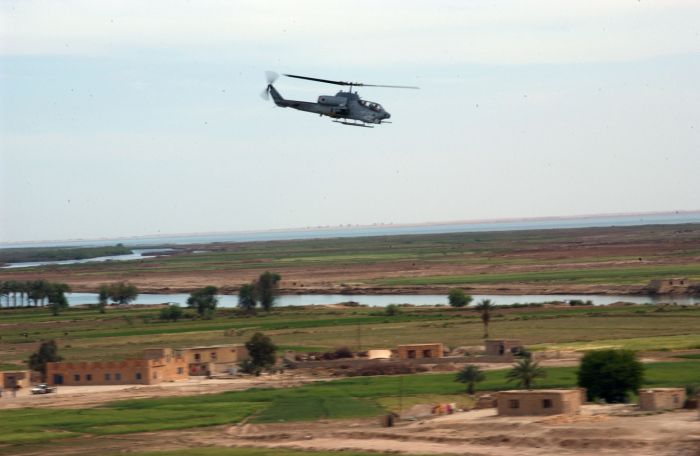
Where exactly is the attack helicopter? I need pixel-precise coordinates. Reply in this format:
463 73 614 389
260 71 418 127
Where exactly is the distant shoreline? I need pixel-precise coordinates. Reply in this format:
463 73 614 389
2 210 699 249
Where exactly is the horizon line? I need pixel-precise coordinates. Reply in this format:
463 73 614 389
2 209 700 248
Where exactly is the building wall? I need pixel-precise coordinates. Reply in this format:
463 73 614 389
497 390 581 416
485 340 523 357
396 343 444 360
180 345 248 376
639 388 686 411
46 355 187 386
180 345 248 364
1 371 30 389
367 349 392 360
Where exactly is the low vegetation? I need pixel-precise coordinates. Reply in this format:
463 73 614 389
0 244 131 265
0 361 697 446
1 303 700 365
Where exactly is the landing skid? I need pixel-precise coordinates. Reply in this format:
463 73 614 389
332 120 374 128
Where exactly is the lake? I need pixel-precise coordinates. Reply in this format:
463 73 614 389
66 292 700 307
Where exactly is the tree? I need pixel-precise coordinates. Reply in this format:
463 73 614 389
455 364 485 394
28 340 63 382
255 271 281 312
506 357 546 389
577 349 644 403
159 304 183 322
28 280 50 307
97 284 110 313
448 288 472 308
238 283 257 314
48 283 71 316
187 286 219 318
108 282 139 305
474 299 494 338
385 304 401 316
244 332 277 373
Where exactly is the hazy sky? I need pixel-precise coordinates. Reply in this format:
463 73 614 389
1 0 699 243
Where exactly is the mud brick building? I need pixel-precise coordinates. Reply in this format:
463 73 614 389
638 388 686 411
179 344 248 375
497 389 582 416
485 339 523 358
0 371 30 389
46 348 187 386
396 343 444 360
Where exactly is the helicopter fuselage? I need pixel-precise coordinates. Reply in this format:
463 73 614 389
267 85 390 125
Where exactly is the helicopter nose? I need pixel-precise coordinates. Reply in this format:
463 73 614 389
384 112 391 119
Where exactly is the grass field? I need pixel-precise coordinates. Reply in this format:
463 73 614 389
2 224 700 294
2 303 700 365
0 361 697 447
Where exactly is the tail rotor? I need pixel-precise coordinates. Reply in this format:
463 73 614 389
260 71 279 100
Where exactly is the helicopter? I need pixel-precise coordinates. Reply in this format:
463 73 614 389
260 71 418 128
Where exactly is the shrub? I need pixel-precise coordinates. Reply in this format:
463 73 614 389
448 288 472 308
334 346 354 359
385 304 401 316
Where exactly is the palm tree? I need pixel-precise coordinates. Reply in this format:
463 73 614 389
455 364 485 394
506 357 546 390
474 299 494 338
0 281 7 308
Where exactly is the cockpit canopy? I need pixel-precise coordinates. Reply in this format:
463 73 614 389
359 100 383 112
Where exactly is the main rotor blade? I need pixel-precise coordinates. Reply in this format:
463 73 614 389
284 74 350 86
361 83 420 89
284 73 419 89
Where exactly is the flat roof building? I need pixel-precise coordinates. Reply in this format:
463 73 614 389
178 344 248 376
396 343 444 360
1 371 30 390
497 389 581 416
485 339 523 357
639 388 686 411
46 349 188 386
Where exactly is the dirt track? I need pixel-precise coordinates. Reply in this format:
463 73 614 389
0 373 322 410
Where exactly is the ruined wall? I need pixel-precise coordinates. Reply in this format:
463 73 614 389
396 343 444 359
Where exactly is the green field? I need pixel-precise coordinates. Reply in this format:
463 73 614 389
2 224 700 292
0 244 133 265
0 361 697 447
2 303 700 365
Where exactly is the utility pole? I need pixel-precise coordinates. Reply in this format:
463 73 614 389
399 375 404 417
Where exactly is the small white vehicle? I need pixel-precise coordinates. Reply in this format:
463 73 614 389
30 383 56 394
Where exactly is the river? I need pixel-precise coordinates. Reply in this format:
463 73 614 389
66 292 700 307
1 249 174 269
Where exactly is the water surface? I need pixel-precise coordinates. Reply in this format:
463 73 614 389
66 292 700 307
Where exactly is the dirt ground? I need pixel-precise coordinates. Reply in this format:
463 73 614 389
0 372 322 410
4 406 699 456
214 407 700 456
